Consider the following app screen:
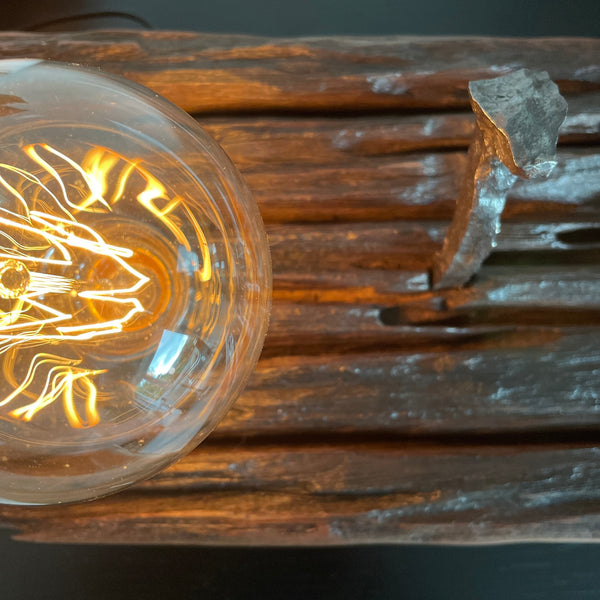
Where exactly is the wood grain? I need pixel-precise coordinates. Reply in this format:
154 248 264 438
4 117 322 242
267 220 600 289
2 442 599 545
1 32 598 113
238 147 600 224
220 328 600 437
0 32 599 545
198 92 600 168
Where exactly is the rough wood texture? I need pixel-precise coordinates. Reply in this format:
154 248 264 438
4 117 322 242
0 32 599 546
1 32 598 113
4 443 600 545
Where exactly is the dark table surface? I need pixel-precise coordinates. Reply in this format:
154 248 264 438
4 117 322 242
2 528 600 600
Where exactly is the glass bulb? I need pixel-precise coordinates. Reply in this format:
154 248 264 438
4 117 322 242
0 59 271 504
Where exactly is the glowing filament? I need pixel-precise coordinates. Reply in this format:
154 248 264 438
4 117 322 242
0 142 194 428
0 353 105 428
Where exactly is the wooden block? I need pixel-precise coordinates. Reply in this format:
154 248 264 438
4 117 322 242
0 32 598 545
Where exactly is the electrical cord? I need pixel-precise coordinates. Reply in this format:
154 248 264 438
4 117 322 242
22 11 152 31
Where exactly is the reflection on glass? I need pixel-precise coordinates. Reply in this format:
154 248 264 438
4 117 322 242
147 330 190 378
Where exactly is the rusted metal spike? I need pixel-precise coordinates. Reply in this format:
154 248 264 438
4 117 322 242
431 69 568 289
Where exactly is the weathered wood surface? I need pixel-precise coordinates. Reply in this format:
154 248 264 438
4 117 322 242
1 32 598 113
223 329 600 437
4 443 600 545
0 32 599 545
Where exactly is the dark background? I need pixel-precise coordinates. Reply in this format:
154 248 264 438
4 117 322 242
0 2 599 599
1 0 600 36
2 527 600 600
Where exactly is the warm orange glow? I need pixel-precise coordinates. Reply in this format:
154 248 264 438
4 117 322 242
0 353 105 428
75 145 212 282
0 142 212 428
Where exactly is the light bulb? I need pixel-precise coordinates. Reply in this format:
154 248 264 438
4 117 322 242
0 59 271 504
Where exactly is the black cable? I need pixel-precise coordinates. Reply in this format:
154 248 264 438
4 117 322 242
24 11 153 31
